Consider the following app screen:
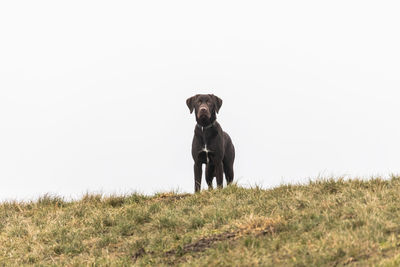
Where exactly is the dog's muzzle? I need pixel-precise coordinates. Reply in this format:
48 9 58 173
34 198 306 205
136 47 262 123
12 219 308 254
197 104 210 119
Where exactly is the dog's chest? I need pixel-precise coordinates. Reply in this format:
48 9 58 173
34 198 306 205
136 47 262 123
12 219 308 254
197 133 214 164
194 125 219 164
198 145 212 164
201 144 210 163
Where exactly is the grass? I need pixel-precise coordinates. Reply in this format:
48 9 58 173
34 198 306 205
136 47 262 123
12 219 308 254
2 177 400 266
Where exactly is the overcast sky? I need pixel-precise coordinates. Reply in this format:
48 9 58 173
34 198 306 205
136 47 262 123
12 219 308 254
1 1 399 201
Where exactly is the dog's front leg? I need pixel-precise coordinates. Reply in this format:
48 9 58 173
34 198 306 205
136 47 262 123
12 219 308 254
194 163 202 193
205 164 214 190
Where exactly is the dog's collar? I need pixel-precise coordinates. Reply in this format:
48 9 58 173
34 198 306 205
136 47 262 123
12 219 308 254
196 120 217 131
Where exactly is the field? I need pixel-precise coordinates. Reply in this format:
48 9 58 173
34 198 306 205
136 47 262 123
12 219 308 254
2 177 400 266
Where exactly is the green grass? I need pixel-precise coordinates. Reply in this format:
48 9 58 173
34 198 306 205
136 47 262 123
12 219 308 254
2 177 400 266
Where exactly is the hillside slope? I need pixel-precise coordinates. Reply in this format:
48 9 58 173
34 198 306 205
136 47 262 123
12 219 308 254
1 177 400 266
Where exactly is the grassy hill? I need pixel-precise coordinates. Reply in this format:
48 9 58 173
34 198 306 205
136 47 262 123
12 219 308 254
2 177 400 266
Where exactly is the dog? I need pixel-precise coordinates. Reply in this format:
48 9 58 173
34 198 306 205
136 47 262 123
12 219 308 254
186 94 235 192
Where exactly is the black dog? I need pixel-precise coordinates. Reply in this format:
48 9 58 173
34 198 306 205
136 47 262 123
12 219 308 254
186 94 235 192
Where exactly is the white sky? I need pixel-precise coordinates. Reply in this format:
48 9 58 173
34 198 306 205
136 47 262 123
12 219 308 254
1 1 399 201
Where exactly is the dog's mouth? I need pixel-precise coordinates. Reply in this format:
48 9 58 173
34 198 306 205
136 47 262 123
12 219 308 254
197 109 211 119
197 112 210 119
197 114 211 125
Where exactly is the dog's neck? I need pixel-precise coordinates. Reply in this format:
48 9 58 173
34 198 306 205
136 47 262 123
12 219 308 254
196 120 217 132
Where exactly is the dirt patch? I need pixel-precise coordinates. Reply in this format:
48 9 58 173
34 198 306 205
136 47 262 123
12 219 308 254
131 247 146 261
153 193 191 202
165 216 282 258
132 216 282 264
165 231 238 256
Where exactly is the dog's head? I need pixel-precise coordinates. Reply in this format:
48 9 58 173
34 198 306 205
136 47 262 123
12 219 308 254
186 94 223 126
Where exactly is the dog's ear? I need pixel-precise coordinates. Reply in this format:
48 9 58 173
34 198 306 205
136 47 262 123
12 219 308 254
186 95 196 114
210 94 223 113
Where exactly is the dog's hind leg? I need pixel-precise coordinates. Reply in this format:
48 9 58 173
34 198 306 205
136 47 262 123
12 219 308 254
223 160 234 185
216 163 224 188
223 138 235 185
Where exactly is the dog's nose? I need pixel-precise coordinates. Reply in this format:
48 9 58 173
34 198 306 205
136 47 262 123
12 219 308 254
200 106 207 112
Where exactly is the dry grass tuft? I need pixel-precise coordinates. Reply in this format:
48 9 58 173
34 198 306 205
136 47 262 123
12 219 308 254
235 214 283 236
